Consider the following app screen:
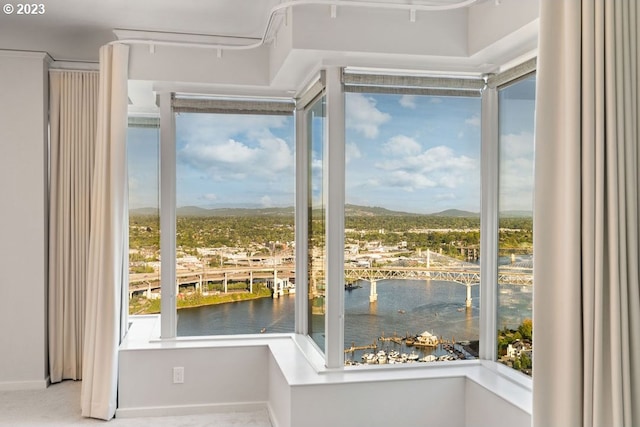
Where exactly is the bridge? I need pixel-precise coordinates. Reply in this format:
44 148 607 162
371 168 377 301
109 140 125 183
129 262 532 308
128 265 295 299
344 265 533 306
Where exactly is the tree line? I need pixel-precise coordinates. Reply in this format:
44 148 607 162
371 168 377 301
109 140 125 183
129 214 533 259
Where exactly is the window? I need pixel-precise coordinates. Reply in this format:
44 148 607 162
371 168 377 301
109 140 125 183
306 95 327 349
127 117 161 315
173 108 296 336
496 74 536 375
343 92 482 365
127 91 296 336
128 62 536 376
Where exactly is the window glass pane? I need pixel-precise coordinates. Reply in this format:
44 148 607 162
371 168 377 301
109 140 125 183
173 111 295 336
344 93 481 365
127 120 161 315
307 96 326 350
497 74 536 375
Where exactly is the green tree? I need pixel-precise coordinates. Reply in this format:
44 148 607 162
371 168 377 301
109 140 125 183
518 318 533 341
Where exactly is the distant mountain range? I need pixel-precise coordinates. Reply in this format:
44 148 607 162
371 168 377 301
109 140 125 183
129 204 530 218
129 206 293 217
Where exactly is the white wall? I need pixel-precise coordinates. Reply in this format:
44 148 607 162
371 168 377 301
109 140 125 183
290 378 466 427
120 341 533 427
0 50 49 390
118 319 531 427
467 0 540 56
465 379 531 427
118 345 270 416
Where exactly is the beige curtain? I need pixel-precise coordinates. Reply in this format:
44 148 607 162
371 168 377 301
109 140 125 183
534 1 640 426
48 70 99 383
80 44 129 420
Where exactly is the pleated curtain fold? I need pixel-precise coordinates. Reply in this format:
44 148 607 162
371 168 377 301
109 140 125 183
80 43 129 421
534 1 640 426
48 70 99 383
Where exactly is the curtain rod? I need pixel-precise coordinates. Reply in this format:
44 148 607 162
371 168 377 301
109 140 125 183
49 69 99 74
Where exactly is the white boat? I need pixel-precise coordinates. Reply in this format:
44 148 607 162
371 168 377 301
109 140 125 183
413 331 439 347
362 353 377 364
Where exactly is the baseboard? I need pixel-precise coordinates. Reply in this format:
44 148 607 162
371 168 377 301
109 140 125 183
115 401 268 419
267 402 283 427
0 378 50 391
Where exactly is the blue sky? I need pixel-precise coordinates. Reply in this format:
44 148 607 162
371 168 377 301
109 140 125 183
343 93 481 213
128 83 535 214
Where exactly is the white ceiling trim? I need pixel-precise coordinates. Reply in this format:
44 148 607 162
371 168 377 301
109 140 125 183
113 0 482 52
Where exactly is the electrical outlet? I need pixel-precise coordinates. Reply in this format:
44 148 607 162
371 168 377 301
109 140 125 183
173 367 184 384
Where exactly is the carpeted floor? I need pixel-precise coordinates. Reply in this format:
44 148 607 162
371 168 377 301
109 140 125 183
0 380 272 426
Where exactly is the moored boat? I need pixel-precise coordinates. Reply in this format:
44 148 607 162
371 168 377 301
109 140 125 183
412 331 439 347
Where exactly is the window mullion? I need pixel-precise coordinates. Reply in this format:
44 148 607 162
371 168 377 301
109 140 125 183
159 91 177 339
324 67 346 368
479 86 499 360
295 103 309 335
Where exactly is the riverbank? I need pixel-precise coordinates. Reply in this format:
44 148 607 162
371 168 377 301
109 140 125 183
130 288 273 314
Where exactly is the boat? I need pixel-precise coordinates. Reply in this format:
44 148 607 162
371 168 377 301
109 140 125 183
412 331 439 347
420 355 438 362
407 351 420 361
376 350 388 364
362 353 377 364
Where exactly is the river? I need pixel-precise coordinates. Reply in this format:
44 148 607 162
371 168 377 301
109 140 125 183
177 278 532 361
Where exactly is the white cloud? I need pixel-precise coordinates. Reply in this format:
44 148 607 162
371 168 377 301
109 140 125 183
170 112 295 208
387 170 436 190
499 132 535 211
465 115 481 127
374 145 477 192
346 142 362 163
258 137 294 174
382 135 422 156
399 95 417 109
346 93 391 139
260 195 273 207
179 134 293 181
501 131 534 160
184 138 257 165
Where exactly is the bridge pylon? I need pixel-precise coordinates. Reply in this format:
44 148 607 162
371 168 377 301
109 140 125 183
369 280 377 303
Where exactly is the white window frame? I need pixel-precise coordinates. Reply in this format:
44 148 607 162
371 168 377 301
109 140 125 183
490 62 537 370
157 92 296 339
151 59 536 380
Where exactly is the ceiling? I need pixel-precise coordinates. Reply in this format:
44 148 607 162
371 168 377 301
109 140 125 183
0 0 488 62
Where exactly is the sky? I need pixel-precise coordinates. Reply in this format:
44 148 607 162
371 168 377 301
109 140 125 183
127 79 535 214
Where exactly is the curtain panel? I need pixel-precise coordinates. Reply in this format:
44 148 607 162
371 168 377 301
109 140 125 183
80 43 129 421
534 1 640 426
48 70 99 383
